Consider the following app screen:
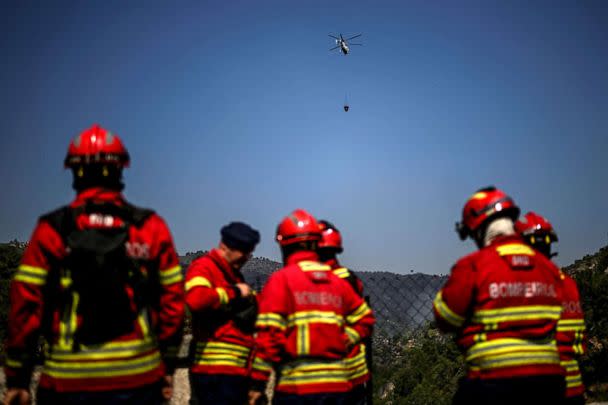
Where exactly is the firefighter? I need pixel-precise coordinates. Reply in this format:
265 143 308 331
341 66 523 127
516 212 587 405
318 220 370 405
185 221 260 405
248 209 375 405
433 186 565 405
3 124 185 405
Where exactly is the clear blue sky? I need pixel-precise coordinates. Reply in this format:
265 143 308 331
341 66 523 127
1 1 607 274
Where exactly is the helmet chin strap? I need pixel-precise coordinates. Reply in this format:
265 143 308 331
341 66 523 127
476 217 516 248
72 166 124 192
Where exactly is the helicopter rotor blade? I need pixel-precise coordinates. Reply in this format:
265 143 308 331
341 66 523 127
345 34 362 41
350 43 363 46
328 34 339 40
329 46 340 51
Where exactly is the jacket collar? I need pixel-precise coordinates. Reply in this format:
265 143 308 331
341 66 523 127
71 187 125 207
208 248 242 283
324 257 340 270
286 250 319 266
487 234 526 247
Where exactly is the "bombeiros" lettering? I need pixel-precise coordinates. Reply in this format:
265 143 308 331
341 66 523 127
489 282 556 299
294 291 343 308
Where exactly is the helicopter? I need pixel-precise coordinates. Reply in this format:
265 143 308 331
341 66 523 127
329 33 363 55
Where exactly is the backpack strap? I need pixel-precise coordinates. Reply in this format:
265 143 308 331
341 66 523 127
121 203 155 227
40 206 75 241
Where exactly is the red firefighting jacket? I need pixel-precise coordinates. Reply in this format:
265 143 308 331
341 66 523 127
433 235 564 380
185 249 255 377
4 188 184 392
557 273 586 398
327 259 370 388
251 251 375 395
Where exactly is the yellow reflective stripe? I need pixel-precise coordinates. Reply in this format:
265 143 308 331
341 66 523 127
159 265 182 285
49 339 156 361
256 312 287 329
279 374 347 385
43 351 161 378
496 243 536 256
350 367 369 381
287 311 344 327
574 329 585 355
466 338 557 362
14 264 48 285
561 359 581 373
58 290 79 349
60 276 72 289
195 357 248 367
344 349 369 381
433 291 465 327
5 358 23 368
298 261 331 272
344 348 366 368
345 326 360 345
557 319 586 332
196 341 250 356
346 302 372 324
253 356 273 373
216 287 229 305
468 352 560 371
185 276 213 291
52 336 154 352
558 319 585 326
333 267 350 279
297 324 310 355
566 374 583 388
194 341 250 368
466 338 559 370
278 359 348 386
472 305 562 324
137 313 151 339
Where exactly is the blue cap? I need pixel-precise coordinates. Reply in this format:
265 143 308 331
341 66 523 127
221 222 260 253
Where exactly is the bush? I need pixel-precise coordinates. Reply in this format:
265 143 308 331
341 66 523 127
373 327 464 405
0 243 23 355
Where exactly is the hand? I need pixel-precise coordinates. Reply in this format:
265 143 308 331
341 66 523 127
161 375 173 401
3 388 31 405
248 390 265 405
235 283 252 298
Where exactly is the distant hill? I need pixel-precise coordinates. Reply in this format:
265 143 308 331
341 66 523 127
563 245 608 276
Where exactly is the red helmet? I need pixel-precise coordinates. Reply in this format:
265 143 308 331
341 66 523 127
456 186 520 240
276 209 321 246
515 211 558 243
318 220 343 252
64 124 130 168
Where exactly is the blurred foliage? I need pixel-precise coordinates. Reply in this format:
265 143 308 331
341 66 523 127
568 246 608 401
372 326 464 405
0 242 24 355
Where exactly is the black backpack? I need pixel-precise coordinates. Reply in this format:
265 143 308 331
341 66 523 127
41 202 156 348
